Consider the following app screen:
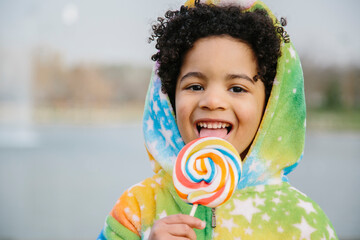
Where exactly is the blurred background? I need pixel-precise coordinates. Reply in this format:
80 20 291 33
0 0 359 239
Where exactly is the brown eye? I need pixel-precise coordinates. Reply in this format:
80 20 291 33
187 84 204 91
230 86 246 93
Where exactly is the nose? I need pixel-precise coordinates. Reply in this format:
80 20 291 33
198 87 227 111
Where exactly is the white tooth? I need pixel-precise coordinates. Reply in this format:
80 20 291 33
222 123 226 128
204 123 207 128
199 122 203 127
216 123 220 129
208 123 212 128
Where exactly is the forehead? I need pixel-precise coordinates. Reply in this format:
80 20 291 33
179 35 258 77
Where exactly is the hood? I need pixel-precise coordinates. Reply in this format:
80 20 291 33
142 0 305 189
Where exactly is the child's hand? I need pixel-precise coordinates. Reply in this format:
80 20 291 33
149 214 206 240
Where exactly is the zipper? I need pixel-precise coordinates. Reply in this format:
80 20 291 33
211 208 216 228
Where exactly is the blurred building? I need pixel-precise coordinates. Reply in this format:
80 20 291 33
32 47 151 109
303 61 360 110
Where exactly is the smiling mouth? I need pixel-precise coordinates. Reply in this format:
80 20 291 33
196 121 232 138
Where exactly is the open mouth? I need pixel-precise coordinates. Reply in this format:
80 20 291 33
196 121 232 138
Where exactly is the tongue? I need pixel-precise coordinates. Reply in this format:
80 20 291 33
199 128 228 138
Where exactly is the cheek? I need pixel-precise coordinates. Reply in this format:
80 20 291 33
176 109 189 144
175 95 186 121
175 95 188 129
238 101 264 129
175 93 196 144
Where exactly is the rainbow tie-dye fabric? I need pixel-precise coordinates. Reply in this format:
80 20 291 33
98 0 337 239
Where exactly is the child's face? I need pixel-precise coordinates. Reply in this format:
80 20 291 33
175 35 266 157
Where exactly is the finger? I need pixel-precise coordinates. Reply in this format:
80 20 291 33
149 232 191 240
171 237 193 240
167 223 197 240
162 214 206 229
149 222 196 240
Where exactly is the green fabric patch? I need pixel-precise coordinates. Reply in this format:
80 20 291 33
105 215 140 240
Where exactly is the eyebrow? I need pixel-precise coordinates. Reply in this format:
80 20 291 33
226 73 255 83
180 71 254 83
179 72 207 82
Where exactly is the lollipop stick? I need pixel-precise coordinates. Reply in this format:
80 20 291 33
189 204 198 217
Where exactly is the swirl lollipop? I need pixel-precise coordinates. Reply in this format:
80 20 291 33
173 137 242 216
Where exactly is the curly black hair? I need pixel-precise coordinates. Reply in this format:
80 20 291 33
149 3 287 109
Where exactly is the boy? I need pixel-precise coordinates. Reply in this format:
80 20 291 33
98 0 337 239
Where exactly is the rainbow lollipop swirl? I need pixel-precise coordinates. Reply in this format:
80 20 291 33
173 137 242 208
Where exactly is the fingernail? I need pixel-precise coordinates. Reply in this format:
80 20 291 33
201 221 206 229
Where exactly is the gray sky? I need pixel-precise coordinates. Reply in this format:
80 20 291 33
0 0 359 67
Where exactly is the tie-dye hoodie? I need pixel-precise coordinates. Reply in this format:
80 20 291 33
98 0 337 239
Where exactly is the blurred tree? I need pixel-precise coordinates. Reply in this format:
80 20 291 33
324 78 342 110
